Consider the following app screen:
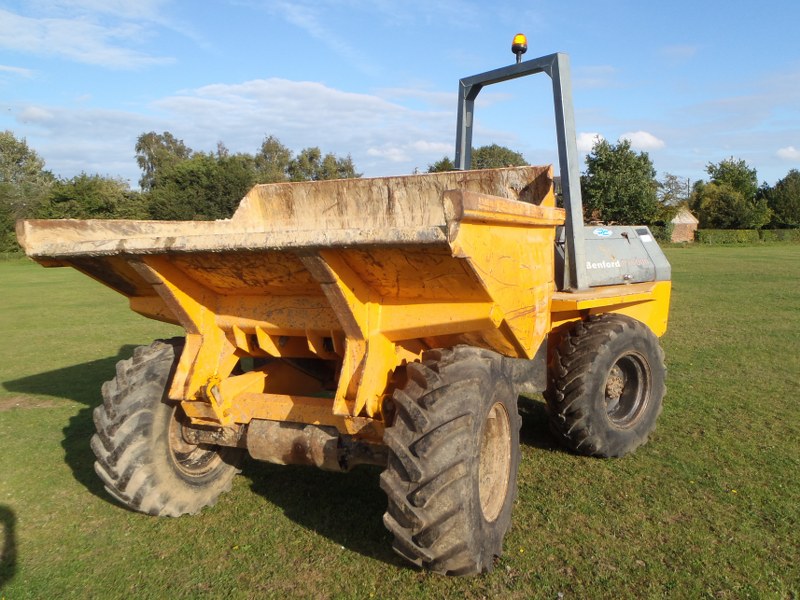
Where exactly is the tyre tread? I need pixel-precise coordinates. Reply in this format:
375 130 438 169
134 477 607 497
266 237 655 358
545 314 666 457
90 338 239 517
381 346 520 575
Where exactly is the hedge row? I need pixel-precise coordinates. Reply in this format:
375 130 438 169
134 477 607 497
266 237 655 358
695 229 800 244
758 229 800 242
648 224 674 244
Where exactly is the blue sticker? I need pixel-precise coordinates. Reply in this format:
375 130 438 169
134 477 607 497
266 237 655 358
592 227 612 238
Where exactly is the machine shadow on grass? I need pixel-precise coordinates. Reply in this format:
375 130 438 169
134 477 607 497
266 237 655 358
241 394 560 567
0 505 17 591
3 346 139 502
518 395 562 451
243 461 403 567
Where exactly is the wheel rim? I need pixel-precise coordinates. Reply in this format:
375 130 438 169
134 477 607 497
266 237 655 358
167 405 224 479
604 352 651 428
478 402 511 522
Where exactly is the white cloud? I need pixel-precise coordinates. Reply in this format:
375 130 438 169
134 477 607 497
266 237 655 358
155 79 413 140
18 107 56 123
367 140 451 164
377 87 453 109
620 131 665 150
9 77 456 183
34 0 169 21
576 132 603 152
367 146 410 163
777 146 800 160
262 1 380 76
152 78 453 173
263 0 481 30
8 104 153 182
0 6 175 69
408 140 452 154
0 64 35 78
655 66 800 183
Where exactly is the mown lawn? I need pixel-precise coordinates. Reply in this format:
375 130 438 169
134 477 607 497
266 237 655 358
1 245 798 599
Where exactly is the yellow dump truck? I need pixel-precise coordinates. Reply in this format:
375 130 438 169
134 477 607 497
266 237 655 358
17 45 670 575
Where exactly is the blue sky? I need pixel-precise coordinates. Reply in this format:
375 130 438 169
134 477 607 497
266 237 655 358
1 0 798 188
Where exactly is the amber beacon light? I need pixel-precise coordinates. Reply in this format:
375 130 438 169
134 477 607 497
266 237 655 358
511 33 528 63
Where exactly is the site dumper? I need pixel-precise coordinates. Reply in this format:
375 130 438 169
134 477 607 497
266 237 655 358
17 42 671 575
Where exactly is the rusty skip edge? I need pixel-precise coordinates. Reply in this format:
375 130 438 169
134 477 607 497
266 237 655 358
15 220 451 263
16 195 563 260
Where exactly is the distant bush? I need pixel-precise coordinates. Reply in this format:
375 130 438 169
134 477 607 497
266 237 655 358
649 223 674 244
758 229 800 242
696 230 760 244
696 229 800 244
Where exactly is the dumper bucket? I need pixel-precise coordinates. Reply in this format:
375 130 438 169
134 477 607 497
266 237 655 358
18 166 564 430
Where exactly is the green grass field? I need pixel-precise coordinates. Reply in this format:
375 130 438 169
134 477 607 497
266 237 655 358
1 246 798 599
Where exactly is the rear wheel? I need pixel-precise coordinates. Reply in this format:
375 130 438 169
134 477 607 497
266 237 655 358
91 338 241 516
545 314 666 457
380 346 520 575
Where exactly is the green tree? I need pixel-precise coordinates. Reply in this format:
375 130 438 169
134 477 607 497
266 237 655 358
147 152 256 220
690 158 771 229
287 147 322 181
287 147 360 182
135 131 193 191
581 138 659 224
765 169 800 228
690 181 771 229
427 145 525 173
471 144 526 169
0 131 54 251
427 156 455 173
658 173 691 206
215 141 230 159
138 134 361 219
254 135 292 183
0 199 15 252
706 157 758 201
0 130 51 185
319 153 359 180
37 173 146 220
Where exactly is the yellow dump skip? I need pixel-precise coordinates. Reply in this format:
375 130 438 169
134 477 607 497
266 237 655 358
18 166 563 433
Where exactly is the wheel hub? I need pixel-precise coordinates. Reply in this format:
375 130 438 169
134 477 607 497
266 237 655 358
605 365 625 400
168 405 225 477
604 353 650 428
478 402 512 522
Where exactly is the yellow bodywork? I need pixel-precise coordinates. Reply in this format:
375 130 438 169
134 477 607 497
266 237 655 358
17 166 670 442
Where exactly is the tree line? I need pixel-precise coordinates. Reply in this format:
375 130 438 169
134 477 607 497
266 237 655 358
0 130 360 251
2 128 798 252
430 139 799 233
582 140 798 231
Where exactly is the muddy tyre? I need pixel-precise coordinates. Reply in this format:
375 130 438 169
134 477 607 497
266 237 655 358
91 338 241 516
380 346 521 575
545 314 666 458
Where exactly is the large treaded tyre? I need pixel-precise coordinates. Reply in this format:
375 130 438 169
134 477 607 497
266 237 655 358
380 346 521 575
91 338 241 516
545 313 666 458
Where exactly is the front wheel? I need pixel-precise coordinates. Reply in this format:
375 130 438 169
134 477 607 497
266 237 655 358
380 346 521 575
91 339 241 516
545 314 666 458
